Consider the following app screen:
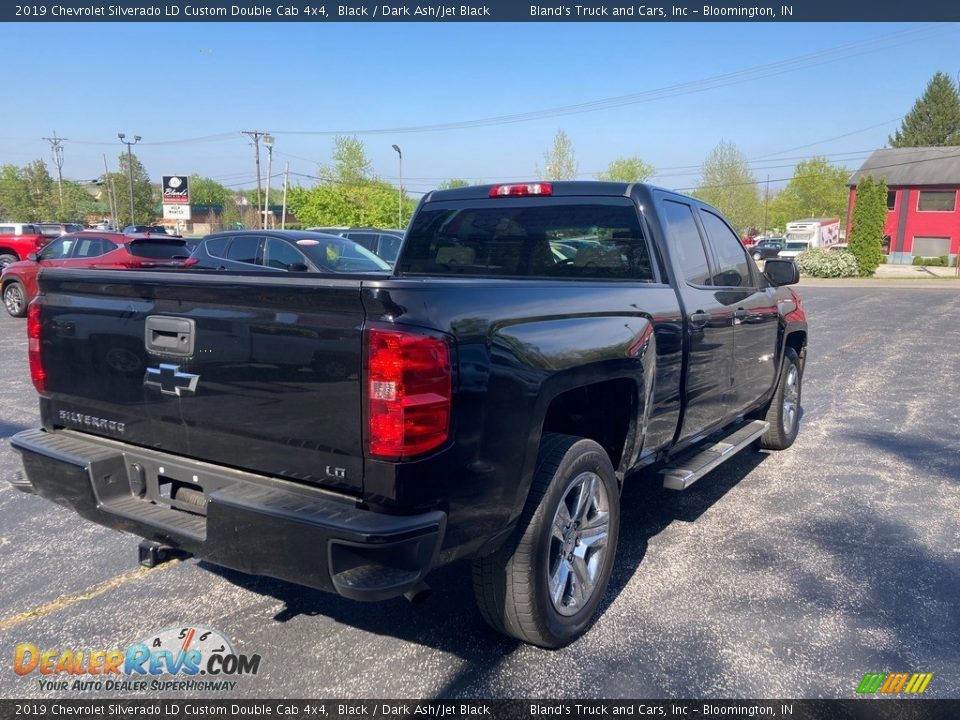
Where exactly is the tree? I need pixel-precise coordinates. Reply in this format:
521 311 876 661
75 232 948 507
537 129 578 180
692 141 762 233
848 175 887 276
188 174 233 207
110 151 154 225
321 136 374 184
597 156 655 182
287 181 416 228
767 157 850 229
0 164 32 220
437 178 471 190
889 72 960 147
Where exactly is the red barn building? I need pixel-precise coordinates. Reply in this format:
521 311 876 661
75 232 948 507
847 147 960 265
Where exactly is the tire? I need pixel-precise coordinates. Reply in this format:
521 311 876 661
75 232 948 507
2 280 27 318
759 347 802 450
472 433 620 648
753 252 763 261
0 253 18 270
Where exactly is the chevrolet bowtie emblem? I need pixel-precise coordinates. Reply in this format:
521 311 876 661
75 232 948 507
144 364 200 396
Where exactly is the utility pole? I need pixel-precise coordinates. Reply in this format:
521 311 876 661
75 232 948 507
117 133 141 227
763 174 770 236
101 154 117 227
242 131 265 226
281 161 289 230
391 144 403 228
263 133 274 229
43 131 66 212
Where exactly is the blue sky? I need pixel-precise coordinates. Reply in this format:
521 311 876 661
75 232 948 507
1 22 958 195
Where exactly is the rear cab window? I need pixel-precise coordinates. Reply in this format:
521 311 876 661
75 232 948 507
396 197 654 281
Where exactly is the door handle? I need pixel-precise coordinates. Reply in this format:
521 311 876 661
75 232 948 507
734 307 749 325
689 310 710 327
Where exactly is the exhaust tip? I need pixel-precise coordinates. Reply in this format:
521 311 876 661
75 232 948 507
403 581 432 604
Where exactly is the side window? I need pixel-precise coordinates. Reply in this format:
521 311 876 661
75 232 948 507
72 238 106 258
225 236 262 265
40 237 74 260
205 236 229 258
661 199 712 286
699 210 752 288
377 234 403 263
345 232 377 250
263 238 308 270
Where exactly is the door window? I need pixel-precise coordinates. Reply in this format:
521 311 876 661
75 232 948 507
72 237 108 258
40 237 75 260
225 236 262 265
264 237 308 270
661 200 712 286
699 210 752 288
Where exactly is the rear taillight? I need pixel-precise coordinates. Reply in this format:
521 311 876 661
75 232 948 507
27 300 46 393
182 257 199 268
489 182 553 197
366 327 451 460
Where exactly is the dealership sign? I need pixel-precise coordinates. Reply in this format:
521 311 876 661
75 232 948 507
162 175 190 204
162 175 191 220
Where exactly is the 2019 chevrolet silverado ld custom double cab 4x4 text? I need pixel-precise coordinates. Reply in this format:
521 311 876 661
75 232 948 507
9 182 806 647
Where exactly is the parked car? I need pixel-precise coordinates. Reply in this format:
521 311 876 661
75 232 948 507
778 241 812 259
750 237 786 260
0 223 48 269
91 220 115 231
306 227 405 265
828 243 849 252
188 230 391 274
1 232 191 317
38 223 85 239
9 181 807 648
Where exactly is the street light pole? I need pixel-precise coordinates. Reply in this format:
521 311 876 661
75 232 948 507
118 133 141 227
263 133 274 229
392 144 402 228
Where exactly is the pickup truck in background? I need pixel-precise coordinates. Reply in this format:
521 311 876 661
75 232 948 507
0 223 48 269
9 182 807 648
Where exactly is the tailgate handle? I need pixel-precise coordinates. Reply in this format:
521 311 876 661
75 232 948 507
145 316 195 357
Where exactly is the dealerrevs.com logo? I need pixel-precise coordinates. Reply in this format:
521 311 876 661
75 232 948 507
14 625 261 693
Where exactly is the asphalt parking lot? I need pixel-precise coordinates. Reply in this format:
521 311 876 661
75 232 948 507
1 285 958 699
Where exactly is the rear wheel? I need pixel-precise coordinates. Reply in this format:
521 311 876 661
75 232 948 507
2 281 27 318
753 251 763 261
0 253 18 270
759 347 802 450
473 433 620 648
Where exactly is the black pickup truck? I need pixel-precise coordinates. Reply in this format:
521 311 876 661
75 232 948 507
9 182 806 648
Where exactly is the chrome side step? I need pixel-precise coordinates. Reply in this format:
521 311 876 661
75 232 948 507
660 420 769 491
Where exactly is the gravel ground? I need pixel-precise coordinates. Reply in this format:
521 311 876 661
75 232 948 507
0 286 957 699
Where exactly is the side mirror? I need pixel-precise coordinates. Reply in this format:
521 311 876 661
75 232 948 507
763 258 800 286
27 252 38 262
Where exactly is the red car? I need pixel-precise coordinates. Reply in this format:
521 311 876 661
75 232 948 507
1 232 191 317
0 223 49 269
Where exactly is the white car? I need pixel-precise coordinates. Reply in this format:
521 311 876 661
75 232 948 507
778 241 811 259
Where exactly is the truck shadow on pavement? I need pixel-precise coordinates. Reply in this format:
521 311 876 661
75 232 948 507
0 419 31 440
200 449 769 677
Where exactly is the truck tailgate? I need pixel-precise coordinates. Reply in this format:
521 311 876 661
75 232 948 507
36 270 366 495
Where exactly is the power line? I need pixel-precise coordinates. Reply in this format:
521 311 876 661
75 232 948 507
269 26 945 136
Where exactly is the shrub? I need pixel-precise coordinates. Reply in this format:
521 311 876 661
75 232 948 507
794 248 860 278
879 255 887 264
913 256 948 266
